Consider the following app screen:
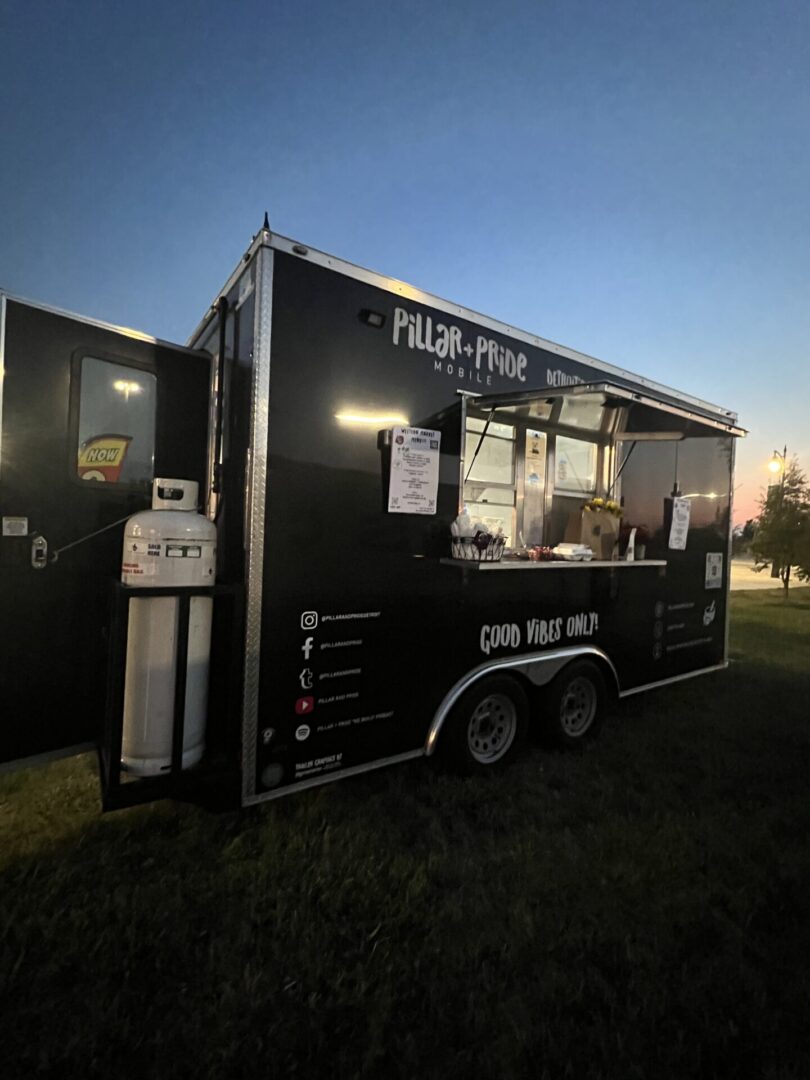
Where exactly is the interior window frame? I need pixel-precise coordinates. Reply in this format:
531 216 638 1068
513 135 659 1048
552 432 600 497
463 412 518 539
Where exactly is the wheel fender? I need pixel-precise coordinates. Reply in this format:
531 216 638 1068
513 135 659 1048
425 646 619 756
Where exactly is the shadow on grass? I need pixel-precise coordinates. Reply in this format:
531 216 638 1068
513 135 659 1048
1 596 810 1079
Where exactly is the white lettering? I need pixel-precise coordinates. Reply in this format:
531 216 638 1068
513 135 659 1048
414 313 425 350
392 307 409 345
526 617 563 646
475 335 488 369
491 340 501 375
393 309 528 385
482 609 600 654
480 622 522 655
491 340 501 374
434 323 449 359
546 367 584 388
424 315 435 354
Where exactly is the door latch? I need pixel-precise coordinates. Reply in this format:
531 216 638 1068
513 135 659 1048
30 534 48 569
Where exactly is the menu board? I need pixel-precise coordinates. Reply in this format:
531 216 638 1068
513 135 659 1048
387 427 441 515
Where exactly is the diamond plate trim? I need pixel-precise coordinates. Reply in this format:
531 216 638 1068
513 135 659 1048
241 244 273 804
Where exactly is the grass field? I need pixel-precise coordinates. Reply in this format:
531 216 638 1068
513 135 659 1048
2 590 809 1079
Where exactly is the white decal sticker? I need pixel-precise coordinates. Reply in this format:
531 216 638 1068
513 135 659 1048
705 552 723 589
165 544 201 558
2 517 28 537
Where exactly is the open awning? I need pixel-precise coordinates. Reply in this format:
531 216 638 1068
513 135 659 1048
466 381 746 439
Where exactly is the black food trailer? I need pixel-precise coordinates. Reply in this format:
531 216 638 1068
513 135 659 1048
0 224 745 809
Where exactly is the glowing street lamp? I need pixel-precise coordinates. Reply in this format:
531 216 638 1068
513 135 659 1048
768 446 787 479
113 378 142 402
767 445 787 577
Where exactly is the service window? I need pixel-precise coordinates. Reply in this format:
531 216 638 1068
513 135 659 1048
555 435 597 495
76 357 156 486
464 417 516 543
464 417 515 484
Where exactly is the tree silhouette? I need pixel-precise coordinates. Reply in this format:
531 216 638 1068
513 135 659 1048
752 458 810 593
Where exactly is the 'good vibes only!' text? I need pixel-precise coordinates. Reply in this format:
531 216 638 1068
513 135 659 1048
480 612 599 655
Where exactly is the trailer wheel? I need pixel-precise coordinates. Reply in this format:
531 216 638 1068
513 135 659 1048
439 675 529 774
540 660 606 748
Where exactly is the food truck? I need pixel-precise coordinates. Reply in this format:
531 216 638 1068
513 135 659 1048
0 222 745 809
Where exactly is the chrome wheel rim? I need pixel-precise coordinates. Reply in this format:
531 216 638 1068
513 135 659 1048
467 693 518 764
560 676 598 737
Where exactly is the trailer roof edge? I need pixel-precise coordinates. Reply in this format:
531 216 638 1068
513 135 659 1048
186 231 739 425
0 290 208 357
186 229 270 347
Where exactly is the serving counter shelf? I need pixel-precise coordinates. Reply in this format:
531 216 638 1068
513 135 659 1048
440 558 668 571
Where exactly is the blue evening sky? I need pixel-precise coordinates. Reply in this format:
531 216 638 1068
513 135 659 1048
2 0 808 521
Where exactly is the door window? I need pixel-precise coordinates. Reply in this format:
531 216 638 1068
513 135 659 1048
555 435 597 495
76 357 156 486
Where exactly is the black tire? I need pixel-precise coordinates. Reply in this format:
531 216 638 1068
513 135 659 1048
437 675 529 775
539 660 606 749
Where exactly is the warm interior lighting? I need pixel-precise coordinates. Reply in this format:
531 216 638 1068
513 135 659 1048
335 411 409 426
113 379 143 401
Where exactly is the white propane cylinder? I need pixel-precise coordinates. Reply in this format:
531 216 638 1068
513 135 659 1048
121 478 217 776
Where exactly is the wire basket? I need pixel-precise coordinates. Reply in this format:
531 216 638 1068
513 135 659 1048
451 535 506 562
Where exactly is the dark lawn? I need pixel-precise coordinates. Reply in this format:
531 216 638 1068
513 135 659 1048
1 590 809 1079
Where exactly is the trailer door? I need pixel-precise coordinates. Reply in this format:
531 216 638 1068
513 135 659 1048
0 298 210 769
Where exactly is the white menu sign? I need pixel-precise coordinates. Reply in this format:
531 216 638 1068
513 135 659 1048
668 497 691 550
388 427 441 515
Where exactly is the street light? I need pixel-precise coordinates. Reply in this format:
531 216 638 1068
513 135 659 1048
113 378 142 402
767 445 787 577
768 445 787 479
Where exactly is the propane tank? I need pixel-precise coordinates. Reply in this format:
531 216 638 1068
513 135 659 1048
120 478 216 776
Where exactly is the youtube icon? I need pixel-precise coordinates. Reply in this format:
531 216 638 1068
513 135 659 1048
295 696 315 715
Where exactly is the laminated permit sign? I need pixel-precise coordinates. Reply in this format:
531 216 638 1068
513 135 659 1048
387 427 441 515
668 497 691 550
